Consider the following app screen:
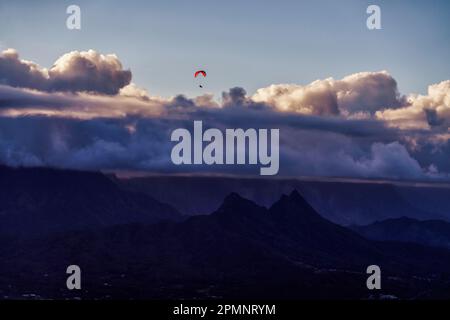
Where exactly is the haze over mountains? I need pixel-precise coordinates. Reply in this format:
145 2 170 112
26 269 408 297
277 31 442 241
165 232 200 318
120 176 450 225
352 217 450 250
1 166 450 299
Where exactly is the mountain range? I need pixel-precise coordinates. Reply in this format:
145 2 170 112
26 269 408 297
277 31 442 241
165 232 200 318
1 166 450 299
120 176 450 225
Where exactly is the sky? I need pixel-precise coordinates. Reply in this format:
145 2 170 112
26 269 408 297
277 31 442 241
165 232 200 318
1 0 449 98
1 0 450 181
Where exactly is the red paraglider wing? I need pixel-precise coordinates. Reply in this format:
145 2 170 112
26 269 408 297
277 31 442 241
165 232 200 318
194 70 207 78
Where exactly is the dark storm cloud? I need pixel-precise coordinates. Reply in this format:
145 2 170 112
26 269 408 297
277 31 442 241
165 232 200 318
0 84 441 180
0 107 437 180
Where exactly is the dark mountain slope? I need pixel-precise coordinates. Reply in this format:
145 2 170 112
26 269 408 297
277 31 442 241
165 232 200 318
2 191 450 299
352 217 450 250
0 166 181 237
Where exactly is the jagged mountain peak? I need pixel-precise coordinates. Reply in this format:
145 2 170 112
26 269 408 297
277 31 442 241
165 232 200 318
215 192 266 215
270 189 319 218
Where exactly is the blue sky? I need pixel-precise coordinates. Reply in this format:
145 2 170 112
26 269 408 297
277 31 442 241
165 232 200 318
1 0 449 98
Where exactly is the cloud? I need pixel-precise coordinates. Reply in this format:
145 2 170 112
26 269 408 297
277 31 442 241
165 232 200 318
335 71 405 114
0 49 49 91
0 49 131 94
252 80 339 115
222 87 249 107
119 83 151 100
48 50 131 94
0 114 438 180
252 71 404 116
376 80 450 129
276 126 437 180
0 84 164 119
351 142 427 179
0 48 449 180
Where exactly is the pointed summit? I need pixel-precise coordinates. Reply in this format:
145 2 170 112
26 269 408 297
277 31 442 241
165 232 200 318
270 189 321 221
285 189 318 211
220 192 251 209
223 192 245 203
288 189 308 202
215 192 265 217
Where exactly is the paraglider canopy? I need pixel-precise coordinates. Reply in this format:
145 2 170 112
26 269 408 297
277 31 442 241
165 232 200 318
194 70 207 78
194 70 207 88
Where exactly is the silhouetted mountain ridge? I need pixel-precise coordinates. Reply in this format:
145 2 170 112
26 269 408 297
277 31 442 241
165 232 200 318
2 166 450 299
2 189 450 299
120 176 450 225
215 192 266 216
0 165 181 237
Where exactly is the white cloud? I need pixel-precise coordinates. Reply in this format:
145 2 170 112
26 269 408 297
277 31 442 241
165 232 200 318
0 49 131 94
252 71 404 116
376 80 450 129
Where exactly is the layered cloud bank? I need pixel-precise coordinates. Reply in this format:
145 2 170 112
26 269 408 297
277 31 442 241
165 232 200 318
0 49 449 180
